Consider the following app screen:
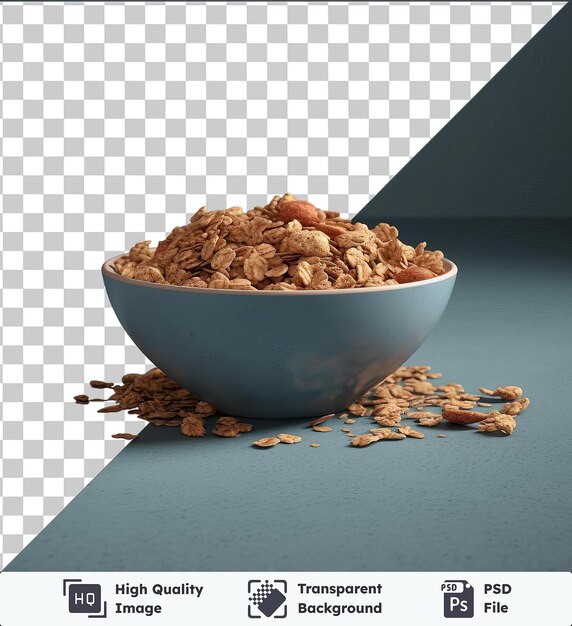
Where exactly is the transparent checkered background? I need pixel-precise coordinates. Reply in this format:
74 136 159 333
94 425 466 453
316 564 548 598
0 2 563 569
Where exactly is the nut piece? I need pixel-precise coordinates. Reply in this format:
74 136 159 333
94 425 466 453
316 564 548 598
287 230 330 256
477 413 517 436
277 433 302 444
503 397 530 416
395 266 437 284
398 426 425 439
253 437 281 448
314 223 346 238
442 407 489 425
351 434 380 447
112 433 138 440
279 200 320 226
479 385 523 401
74 394 90 404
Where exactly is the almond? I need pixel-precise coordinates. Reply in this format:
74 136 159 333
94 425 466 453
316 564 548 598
442 407 488 425
313 222 347 238
279 200 320 226
394 266 437 284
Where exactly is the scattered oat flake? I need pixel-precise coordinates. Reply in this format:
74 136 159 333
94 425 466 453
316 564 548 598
310 443 320 448
419 416 442 427
310 413 334 426
345 418 356 424
351 434 380 447
195 401 216 416
408 411 435 419
277 433 302 444
477 413 517 435
495 386 523 401
503 397 530 416
313 425 333 432
90 380 114 389
97 404 124 413
370 428 406 441
477 402 493 407
112 433 138 440
181 415 206 437
253 437 281 448
479 385 523 401
348 403 368 416
398 426 425 439
74 394 90 404
213 416 253 437
437 434 447 438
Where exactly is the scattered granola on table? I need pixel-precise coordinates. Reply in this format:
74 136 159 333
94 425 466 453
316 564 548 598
113 194 446 291
77 365 529 446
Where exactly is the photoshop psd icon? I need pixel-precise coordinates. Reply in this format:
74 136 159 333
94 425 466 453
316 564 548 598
63 579 107 618
442 579 474 618
248 579 287 618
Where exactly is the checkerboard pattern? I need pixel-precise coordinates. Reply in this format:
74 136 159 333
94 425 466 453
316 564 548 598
0 2 563 569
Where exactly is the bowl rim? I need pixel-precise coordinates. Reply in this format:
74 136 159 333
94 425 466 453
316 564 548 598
102 255 457 296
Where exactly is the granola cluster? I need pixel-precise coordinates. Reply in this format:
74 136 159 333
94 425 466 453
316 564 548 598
113 194 446 291
77 365 529 445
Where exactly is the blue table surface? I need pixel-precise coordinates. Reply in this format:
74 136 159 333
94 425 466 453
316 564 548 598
6 219 572 571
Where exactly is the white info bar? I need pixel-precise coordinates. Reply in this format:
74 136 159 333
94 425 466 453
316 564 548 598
0 571 570 625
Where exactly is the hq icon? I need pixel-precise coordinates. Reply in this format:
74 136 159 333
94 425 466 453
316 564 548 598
442 579 474 618
63 579 108 618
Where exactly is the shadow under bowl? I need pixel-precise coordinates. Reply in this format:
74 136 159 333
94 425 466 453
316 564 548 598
102 257 457 419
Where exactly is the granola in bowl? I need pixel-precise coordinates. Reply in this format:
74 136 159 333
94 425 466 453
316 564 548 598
113 193 446 291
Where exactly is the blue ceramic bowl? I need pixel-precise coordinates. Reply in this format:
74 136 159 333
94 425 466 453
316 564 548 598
103 257 457 418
